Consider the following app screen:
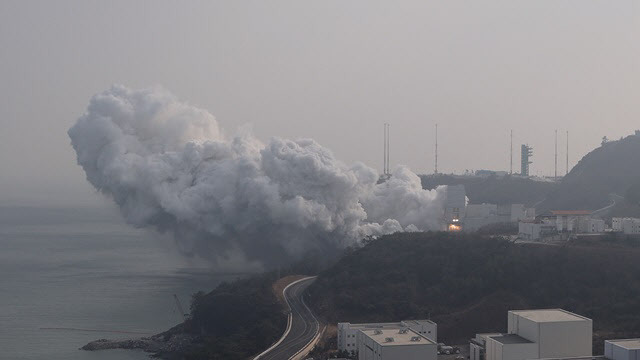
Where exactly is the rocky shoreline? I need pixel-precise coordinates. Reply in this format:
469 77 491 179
81 325 199 359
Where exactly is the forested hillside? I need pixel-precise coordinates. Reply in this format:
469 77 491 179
307 232 640 351
181 274 287 360
538 133 640 211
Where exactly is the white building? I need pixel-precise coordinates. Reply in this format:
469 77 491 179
546 211 593 232
498 204 534 222
605 339 640 360
577 218 605 234
463 203 536 231
465 204 499 231
357 328 437 360
471 309 592 360
506 309 592 359
612 218 640 235
338 320 436 353
518 221 557 241
471 333 503 360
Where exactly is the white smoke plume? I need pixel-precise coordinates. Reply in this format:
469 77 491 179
68 85 445 267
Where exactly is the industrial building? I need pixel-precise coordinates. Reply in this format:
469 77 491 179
465 203 535 231
519 211 605 241
357 328 437 360
471 333 504 360
518 220 557 241
470 309 592 360
612 218 640 235
442 185 534 232
542 210 594 232
517 339 640 360
338 320 437 353
605 339 640 360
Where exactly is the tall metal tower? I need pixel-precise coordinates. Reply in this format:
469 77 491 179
383 123 390 175
566 130 569 176
521 144 533 177
554 130 558 179
435 123 438 174
510 130 513 174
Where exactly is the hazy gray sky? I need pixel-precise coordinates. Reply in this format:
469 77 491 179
1 1 638 206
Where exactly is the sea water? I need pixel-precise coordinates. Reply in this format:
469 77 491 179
0 206 242 360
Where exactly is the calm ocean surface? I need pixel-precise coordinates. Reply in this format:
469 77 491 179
0 206 242 360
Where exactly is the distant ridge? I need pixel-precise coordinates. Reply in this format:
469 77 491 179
537 132 640 212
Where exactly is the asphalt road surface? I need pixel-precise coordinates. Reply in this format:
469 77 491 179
259 277 320 360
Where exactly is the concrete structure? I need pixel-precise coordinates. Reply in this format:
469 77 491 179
612 218 640 235
357 328 437 360
577 218 605 234
605 339 640 360
526 338 640 360
472 309 592 360
546 211 593 232
506 309 592 359
464 203 535 231
518 220 557 241
471 333 503 360
486 334 538 360
465 204 499 231
338 320 436 353
442 184 536 232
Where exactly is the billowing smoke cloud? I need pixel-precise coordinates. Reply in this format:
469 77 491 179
68 85 445 267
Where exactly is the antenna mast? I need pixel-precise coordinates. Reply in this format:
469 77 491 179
566 130 569 175
435 123 438 174
510 130 513 174
554 129 558 179
383 123 387 175
383 123 390 176
387 123 390 175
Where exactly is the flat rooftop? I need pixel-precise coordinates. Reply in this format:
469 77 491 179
550 210 592 216
349 322 405 329
348 319 435 329
490 334 533 345
607 339 640 350
511 309 590 322
402 319 437 326
361 328 436 347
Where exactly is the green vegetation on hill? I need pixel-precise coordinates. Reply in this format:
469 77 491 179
180 274 287 360
538 134 640 211
168 254 329 360
307 232 640 350
420 174 557 206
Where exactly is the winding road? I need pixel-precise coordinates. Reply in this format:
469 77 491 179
254 277 321 360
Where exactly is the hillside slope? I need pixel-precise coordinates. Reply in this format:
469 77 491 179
538 133 640 211
307 232 640 349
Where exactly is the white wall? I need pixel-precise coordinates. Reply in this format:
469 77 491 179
508 311 592 358
519 222 541 240
338 323 359 352
471 342 483 360
538 320 592 358
605 341 640 360
502 342 539 360
486 338 502 360
381 343 437 360
401 320 437 342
